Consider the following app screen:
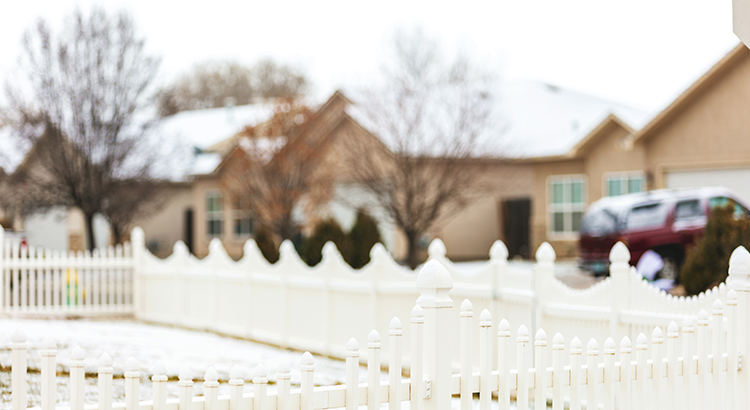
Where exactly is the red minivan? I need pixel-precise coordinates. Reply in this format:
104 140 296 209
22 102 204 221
578 187 750 279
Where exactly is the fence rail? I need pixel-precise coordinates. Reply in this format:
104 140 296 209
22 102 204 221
8 246 750 410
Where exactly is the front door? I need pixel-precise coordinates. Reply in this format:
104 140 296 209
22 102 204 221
503 198 531 259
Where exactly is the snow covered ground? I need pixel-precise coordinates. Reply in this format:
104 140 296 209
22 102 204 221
0 318 373 408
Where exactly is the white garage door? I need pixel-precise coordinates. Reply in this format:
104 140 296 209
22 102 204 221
665 168 750 204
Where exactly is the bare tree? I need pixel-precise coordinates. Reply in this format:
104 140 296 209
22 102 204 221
157 59 308 117
220 98 333 245
1 7 162 250
346 28 500 268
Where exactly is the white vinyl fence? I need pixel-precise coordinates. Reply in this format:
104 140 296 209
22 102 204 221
7 247 750 410
132 227 731 367
0 229 133 315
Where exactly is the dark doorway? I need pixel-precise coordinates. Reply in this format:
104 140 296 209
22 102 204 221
503 198 531 259
184 208 194 254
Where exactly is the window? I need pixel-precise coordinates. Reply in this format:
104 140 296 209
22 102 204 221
548 176 586 235
626 202 668 231
674 199 703 220
206 193 223 237
605 173 645 196
233 200 254 238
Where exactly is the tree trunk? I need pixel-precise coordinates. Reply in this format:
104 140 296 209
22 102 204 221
111 223 122 246
406 231 420 270
85 212 96 251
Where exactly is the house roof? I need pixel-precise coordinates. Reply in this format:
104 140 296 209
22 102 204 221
342 80 651 160
631 43 747 144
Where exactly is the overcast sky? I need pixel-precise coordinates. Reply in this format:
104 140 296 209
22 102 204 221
0 0 741 112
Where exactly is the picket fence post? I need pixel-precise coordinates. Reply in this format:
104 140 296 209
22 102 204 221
98 353 114 410
11 329 27 410
151 362 167 410
489 240 508 323
727 245 750 407
41 338 56 410
130 227 145 317
533 243 555 336
229 365 245 410
609 242 631 340
416 260 453 410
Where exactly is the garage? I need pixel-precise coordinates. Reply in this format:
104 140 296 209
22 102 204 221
665 167 750 205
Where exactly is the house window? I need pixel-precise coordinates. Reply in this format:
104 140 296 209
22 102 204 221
548 176 586 235
233 200 254 238
605 173 644 196
206 193 223 237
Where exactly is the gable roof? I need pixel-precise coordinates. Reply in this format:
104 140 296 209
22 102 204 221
342 80 650 160
632 43 748 144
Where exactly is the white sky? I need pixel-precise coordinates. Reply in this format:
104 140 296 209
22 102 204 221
0 0 741 112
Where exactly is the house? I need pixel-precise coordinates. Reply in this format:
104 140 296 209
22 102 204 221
521 43 750 258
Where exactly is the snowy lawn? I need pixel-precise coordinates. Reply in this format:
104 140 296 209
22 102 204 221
0 318 373 408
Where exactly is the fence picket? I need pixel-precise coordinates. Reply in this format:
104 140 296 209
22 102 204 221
124 357 140 410
98 353 114 410
276 363 290 410
517 325 530 410
389 317 403 410
20 245 27 310
552 333 564 410
367 330 381 410
253 365 267 410
152 362 167 410
682 318 694 410
346 339 359 410
178 367 194 410
41 338 56 410
480 310 493 410
411 305 424 410
587 339 598 410
70 347 85 410
570 337 581 410
460 300 472 410
696 309 708 410
301 352 315 410
11 241 19 311
620 337 632 410
652 328 663 409
11 330 26 410
712 300 724 410
635 333 647 410
534 329 547 409
229 366 244 410
603 338 615 410
498 319 511 410
727 290 738 410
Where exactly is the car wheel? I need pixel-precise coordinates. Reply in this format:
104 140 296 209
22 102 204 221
657 255 680 281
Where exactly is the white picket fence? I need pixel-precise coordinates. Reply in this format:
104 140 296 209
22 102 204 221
0 229 134 314
7 247 750 410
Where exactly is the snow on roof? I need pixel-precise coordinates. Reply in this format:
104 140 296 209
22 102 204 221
148 103 277 179
157 103 275 152
344 80 652 159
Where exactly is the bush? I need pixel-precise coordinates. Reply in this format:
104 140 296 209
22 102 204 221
680 205 750 294
302 219 350 266
346 209 382 269
254 227 279 263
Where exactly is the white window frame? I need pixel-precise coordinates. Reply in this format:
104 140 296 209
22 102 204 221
603 171 645 197
232 199 254 239
547 174 587 239
206 191 223 238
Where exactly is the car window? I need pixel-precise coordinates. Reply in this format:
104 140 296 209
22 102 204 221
674 199 703 220
626 202 668 231
580 208 619 235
